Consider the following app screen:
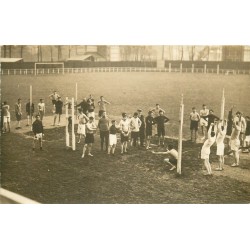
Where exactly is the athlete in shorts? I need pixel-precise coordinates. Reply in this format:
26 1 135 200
77 109 89 143
200 104 209 139
15 98 22 129
230 121 241 167
49 91 60 105
145 111 155 150
154 110 169 146
38 99 45 121
200 123 216 175
98 96 111 118
190 107 200 142
108 120 119 155
152 144 178 171
215 120 227 171
130 112 142 147
32 115 44 151
2 101 11 133
119 113 130 154
53 97 63 126
81 116 97 158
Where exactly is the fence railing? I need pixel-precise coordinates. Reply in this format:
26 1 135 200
1 67 250 75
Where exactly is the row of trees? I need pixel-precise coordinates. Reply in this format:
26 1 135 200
2 45 213 62
1 45 80 62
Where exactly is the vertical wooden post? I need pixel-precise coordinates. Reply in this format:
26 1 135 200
180 63 182 73
220 88 225 123
192 64 194 73
217 64 220 74
177 94 184 175
169 63 171 73
72 98 76 151
65 97 70 147
30 85 33 131
204 64 207 74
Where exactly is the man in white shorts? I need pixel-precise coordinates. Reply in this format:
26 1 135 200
77 109 89 143
201 123 216 175
215 120 227 171
2 101 11 133
230 121 241 167
200 104 209 139
108 120 119 155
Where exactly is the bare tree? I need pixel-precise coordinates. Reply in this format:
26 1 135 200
179 46 184 61
162 45 165 60
9 45 12 58
68 45 71 58
50 46 53 62
189 46 196 61
20 45 25 58
57 46 62 61
3 45 7 57
37 45 43 62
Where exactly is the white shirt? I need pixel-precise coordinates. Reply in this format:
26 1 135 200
38 103 45 112
130 117 142 132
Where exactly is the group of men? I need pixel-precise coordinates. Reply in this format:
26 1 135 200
76 102 170 158
1 91 249 175
199 106 249 175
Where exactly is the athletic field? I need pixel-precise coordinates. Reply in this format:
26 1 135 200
1 72 250 203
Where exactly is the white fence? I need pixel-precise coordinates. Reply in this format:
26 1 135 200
1 66 250 75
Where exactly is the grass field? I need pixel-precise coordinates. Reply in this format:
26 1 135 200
1 72 250 203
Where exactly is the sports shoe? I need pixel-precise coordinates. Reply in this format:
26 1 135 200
215 167 223 171
170 166 176 171
88 153 93 157
231 163 239 167
81 154 85 158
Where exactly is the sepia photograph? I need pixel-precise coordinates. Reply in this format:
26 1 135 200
0 1 249 250
1 45 250 204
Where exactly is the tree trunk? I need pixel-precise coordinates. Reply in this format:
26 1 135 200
57 46 62 61
9 46 12 58
20 46 24 58
3 45 7 57
68 45 71 58
50 46 53 62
